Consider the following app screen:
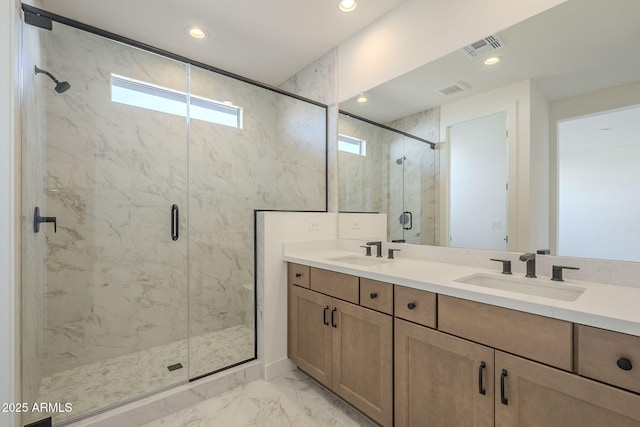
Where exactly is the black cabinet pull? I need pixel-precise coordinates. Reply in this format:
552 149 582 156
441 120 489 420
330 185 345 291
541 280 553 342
617 358 633 371
500 369 509 405
323 306 329 326
331 307 337 328
171 204 179 241
295 273 302 278
478 361 486 395
407 303 416 310
370 293 378 299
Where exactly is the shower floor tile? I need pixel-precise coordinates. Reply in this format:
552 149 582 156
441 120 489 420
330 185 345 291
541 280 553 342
28 325 254 425
140 369 377 427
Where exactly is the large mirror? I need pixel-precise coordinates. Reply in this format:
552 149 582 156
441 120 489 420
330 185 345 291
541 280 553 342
338 0 640 262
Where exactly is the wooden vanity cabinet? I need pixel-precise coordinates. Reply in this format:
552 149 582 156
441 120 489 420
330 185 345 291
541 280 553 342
395 319 494 427
496 351 640 426
289 264 640 426
288 266 393 427
397 295 640 427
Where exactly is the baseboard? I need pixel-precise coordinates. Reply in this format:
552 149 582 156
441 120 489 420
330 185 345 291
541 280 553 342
263 358 296 381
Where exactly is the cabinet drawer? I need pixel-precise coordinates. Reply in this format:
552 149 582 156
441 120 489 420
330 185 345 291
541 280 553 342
310 267 359 304
360 278 393 315
577 325 640 394
288 263 310 288
394 285 436 328
439 295 573 371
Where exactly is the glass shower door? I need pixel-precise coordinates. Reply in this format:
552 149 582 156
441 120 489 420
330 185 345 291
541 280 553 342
22 21 190 424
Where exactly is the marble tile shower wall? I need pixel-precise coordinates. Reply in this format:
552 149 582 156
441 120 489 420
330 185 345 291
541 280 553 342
337 114 387 213
337 112 438 245
279 49 338 211
387 108 440 245
42 25 190 375
188 65 326 338
21 23 46 407
38 24 326 375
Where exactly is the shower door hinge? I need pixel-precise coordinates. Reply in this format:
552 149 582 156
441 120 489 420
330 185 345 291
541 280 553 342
23 7 53 31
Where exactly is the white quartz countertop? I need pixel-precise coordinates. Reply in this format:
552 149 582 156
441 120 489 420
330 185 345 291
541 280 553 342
283 248 640 337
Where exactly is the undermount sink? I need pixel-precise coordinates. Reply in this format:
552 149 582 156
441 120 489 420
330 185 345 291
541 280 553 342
454 273 586 302
328 255 392 266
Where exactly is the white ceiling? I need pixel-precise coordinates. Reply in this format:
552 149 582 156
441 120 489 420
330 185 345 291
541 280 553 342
341 0 640 123
559 104 640 155
38 0 405 86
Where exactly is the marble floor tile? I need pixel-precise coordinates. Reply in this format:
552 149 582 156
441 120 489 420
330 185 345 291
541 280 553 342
141 370 377 427
28 325 254 425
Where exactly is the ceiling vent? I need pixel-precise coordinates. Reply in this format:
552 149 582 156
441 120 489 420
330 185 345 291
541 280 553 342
460 34 504 59
437 81 471 96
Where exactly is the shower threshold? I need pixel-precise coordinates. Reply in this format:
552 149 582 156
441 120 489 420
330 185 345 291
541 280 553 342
27 324 253 425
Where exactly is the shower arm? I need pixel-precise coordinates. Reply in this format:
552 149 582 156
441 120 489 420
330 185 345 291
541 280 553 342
35 66 60 83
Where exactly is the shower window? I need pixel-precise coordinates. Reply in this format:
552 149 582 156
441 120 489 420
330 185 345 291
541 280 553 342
111 74 243 128
339 133 367 155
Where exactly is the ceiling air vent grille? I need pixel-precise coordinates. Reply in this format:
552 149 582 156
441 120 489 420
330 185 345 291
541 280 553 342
437 81 471 96
460 34 505 59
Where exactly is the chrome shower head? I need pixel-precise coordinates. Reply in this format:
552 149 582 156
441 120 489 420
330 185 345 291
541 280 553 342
396 156 406 165
35 66 71 93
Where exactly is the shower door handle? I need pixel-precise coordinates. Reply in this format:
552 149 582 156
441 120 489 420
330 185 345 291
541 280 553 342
402 211 412 230
171 204 179 241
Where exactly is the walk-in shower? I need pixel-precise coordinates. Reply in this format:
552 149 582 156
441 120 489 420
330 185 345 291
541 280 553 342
21 6 326 425
337 112 437 245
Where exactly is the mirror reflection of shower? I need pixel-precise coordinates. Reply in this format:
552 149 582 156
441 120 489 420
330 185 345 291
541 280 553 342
34 65 71 93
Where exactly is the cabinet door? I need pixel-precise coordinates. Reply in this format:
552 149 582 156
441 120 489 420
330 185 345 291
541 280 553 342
288 285 333 388
333 300 393 427
495 351 640 426
395 319 494 427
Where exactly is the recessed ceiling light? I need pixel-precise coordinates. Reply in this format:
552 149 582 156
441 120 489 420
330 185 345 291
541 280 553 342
338 0 357 12
484 56 501 66
188 26 208 39
356 93 367 103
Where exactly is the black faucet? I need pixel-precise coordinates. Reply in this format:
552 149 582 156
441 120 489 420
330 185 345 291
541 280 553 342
519 253 536 278
366 241 383 258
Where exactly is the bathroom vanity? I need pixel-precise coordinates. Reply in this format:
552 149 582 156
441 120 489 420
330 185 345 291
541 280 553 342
285 245 640 427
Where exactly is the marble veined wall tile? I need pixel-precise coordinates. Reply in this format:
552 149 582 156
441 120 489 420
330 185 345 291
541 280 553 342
41 23 190 375
187 64 325 359
387 107 440 245
278 49 336 107
279 49 338 212
37 20 326 384
337 114 387 214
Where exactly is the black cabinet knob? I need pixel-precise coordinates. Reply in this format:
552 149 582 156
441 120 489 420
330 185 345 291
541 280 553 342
407 303 416 310
370 293 378 299
295 273 302 278
617 358 633 371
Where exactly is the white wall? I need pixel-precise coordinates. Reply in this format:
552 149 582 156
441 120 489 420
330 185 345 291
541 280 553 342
257 211 386 380
337 0 567 102
549 80 640 253
1 0 20 426
257 212 339 380
559 144 640 261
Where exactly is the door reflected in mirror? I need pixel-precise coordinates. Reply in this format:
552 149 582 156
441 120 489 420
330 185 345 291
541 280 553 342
338 0 640 262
